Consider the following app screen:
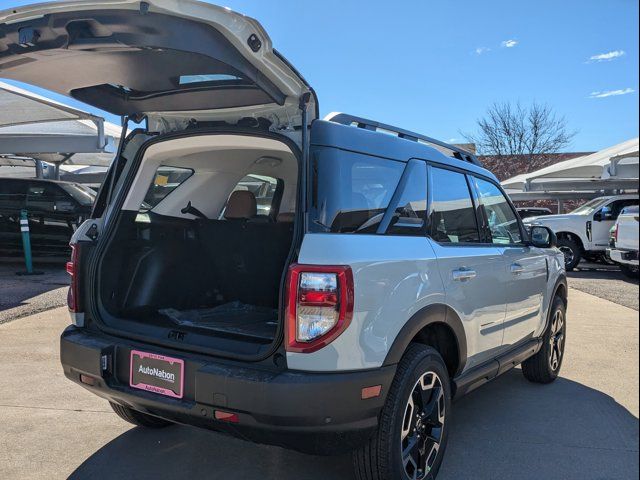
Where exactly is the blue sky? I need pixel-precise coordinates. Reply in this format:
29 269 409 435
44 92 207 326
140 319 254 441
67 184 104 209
1 0 638 152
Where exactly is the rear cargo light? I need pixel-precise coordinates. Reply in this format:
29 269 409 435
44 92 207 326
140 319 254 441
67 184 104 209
286 264 354 353
66 244 82 314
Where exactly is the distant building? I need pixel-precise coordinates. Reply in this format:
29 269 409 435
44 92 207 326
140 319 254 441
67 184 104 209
478 152 595 182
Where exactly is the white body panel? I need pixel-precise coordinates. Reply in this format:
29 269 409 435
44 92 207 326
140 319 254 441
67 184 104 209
609 211 640 266
288 234 444 372
614 212 640 252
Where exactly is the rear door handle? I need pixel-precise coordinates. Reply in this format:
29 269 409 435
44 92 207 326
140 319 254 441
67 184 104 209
510 263 525 275
452 268 477 282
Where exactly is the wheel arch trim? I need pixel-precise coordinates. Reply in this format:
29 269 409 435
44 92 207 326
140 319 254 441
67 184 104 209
382 303 467 376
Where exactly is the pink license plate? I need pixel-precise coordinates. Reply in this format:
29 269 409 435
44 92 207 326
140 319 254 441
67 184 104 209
129 350 184 399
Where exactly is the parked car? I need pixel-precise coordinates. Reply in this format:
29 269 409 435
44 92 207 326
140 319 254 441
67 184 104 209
523 194 640 270
607 205 639 278
517 207 553 219
0 2 568 478
0 177 95 258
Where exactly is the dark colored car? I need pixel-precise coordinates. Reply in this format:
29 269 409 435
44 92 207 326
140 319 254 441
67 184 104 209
517 207 553 219
0 177 95 259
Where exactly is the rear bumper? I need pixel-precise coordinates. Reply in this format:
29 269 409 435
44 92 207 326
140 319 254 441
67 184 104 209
607 248 639 266
60 326 395 454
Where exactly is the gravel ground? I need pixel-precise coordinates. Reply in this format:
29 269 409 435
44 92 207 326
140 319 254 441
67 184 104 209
568 262 639 311
0 262 69 325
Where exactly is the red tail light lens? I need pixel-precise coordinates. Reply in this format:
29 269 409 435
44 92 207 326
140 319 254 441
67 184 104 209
66 244 82 313
286 264 354 353
613 224 619 242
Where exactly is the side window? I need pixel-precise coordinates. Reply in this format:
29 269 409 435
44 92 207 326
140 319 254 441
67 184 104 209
309 148 404 233
472 177 523 244
26 183 66 213
429 167 480 243
226 174 279 218
386 160 428 236
140 166 193 212
0 180 27 212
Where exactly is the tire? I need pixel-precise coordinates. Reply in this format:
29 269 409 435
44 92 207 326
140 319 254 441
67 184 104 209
109 402 173 428
353 344 451 480
557 237 581 271
620 264 640 279
522 296 567 384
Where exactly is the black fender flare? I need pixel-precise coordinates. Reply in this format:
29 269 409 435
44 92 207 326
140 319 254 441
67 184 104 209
544 274 568 333
552 274 568 305
382 303 467 377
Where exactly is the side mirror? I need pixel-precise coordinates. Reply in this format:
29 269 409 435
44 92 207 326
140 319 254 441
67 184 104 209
530 225 557 248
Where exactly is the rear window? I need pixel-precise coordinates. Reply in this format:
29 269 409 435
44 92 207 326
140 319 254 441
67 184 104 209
140 166 193 212
309 148 404 233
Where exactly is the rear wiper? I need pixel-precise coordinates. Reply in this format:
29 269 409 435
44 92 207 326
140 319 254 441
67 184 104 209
181 201 208 220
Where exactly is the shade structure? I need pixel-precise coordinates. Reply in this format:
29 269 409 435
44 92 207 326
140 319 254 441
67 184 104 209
502 138 639 193
0 80 119 170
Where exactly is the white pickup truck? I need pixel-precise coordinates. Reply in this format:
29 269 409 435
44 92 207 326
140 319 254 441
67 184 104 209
608 205 640 278
523 194 639 270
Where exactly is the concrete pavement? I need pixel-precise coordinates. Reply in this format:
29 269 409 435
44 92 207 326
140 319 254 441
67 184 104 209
0 263 68 325
0 288 638 480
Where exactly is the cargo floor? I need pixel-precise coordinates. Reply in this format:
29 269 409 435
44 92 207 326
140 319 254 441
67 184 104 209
158 301 278 341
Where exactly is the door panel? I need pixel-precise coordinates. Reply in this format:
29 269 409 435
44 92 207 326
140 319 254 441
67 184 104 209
429 241 507 370
592 200 639 250
0 179 27 256
469 175 545 347
427 167 507 371
500 247 548 347
26 182 75 256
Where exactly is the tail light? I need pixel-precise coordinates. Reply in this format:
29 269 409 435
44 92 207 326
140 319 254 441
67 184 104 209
66 243 82 315
612 224 619 244
285 264 354 353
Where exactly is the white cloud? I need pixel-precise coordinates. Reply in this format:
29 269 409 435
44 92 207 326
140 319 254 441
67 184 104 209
588 88 635 98
475 47 490 55
588 50 625 62
501 39 518 48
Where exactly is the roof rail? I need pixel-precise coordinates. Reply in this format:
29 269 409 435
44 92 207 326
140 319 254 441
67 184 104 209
324 112 481 167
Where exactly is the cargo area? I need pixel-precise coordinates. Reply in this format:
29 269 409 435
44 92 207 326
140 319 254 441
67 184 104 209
95 133 299 357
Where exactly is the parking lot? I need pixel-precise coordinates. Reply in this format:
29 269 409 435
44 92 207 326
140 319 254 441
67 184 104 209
0 268 638 480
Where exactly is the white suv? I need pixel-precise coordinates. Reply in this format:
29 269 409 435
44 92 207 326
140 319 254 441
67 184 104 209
1 2 568 478
523 194 639 270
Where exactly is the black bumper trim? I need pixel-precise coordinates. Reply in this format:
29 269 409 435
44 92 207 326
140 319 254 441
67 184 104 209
60 326 396 454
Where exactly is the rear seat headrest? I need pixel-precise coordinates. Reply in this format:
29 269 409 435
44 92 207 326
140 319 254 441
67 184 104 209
276 212 295 223
224 191 257 219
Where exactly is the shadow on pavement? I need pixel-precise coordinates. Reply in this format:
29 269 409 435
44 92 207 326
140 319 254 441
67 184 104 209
68 370 639 480
0 262 68 319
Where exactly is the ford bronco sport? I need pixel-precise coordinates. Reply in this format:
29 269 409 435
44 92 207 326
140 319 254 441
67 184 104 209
0 2 568 478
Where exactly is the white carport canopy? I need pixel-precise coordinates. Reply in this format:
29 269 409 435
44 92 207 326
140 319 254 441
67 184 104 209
0 81 120 176
502 138 639 194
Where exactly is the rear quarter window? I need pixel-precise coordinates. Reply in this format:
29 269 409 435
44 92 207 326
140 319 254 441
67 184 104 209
309 148 404 233
140 166 193 211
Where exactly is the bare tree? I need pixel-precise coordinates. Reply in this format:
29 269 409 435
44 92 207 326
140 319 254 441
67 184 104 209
463 102 577 166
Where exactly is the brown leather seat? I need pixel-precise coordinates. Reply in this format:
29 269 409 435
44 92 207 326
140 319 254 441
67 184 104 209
276 212 295 223
224 190 257 219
